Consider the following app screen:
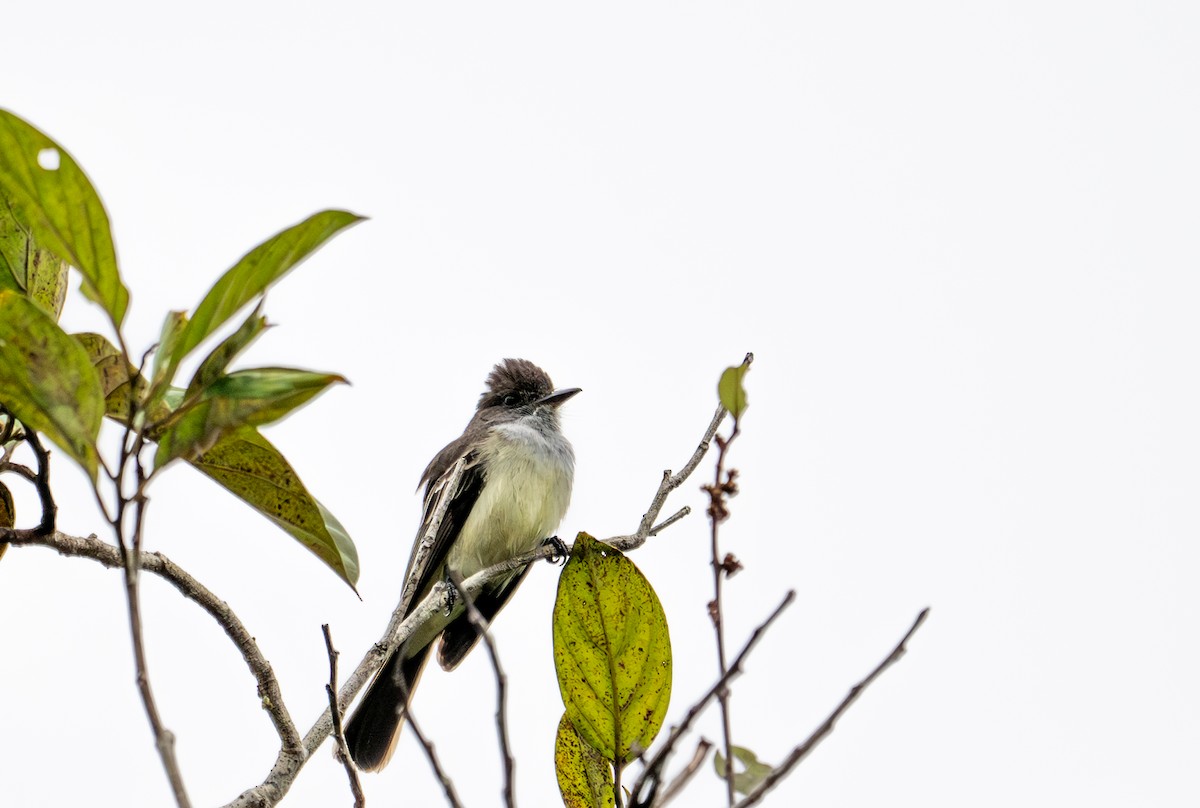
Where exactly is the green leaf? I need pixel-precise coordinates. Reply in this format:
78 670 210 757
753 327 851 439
154 367 345 468
25 245 69 320
186 302 268 397
553 532 672 764
149 310 189 393
73 332 148 422
0 109 128 327
0 197 69 318
0 291 103 477
718 360 750 420
713 746 774 796
189 428 359 587
172 209 363 367
555 712 616 808
0 199 26 294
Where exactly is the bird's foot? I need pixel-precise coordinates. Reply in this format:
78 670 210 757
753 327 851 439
543 535 569 565
441 572 458 615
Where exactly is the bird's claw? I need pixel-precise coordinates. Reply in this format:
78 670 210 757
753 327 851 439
442 573 458 615
543 535 569 565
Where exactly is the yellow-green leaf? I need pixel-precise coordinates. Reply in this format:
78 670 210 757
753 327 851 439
555 712 615 808
153 367 345 468
72 332 148 422
0 198 26 294
552 532 672 764
172 209 364 367
189 428 359 587
25 246 68 320
718 361 750 420
149 310 189 395
0 291 102 477
0 197 69 319
0 110 128 327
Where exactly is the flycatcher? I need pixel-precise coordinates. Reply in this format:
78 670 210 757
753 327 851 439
344 358 579 771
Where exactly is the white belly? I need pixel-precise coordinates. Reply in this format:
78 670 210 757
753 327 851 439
447 419 574 577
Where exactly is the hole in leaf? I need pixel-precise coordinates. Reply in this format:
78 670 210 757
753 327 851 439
37 148 61 170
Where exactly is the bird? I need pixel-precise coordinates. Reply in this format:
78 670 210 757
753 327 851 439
344 358 579 771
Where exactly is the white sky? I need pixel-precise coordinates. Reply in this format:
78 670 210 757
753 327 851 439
2 2 1199 806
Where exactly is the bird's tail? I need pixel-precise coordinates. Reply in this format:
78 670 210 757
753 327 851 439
344 643 432 772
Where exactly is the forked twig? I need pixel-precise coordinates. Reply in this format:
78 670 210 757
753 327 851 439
733 608 931 808
322 625 365 808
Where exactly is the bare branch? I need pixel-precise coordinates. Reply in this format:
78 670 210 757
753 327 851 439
322 625 365 808
656 738 713 808
608 403 728 552
4 396 742 807
23 430 56 534
450 574 517 808
403 696 465 808
732 608 931 808
704 404 744 807
649 506 690 536
630 591 795 808
2 530 303 754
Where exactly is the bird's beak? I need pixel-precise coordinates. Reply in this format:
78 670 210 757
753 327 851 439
536 387 581 408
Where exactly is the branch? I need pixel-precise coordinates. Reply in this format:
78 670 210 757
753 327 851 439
630 591 795 808
23 430 56 534
189 399 737 807
322 625 365 808
608 403 727 553
656 738 712 808
732 608 931 808
1 530 303 756
402 700 465 808
450 574 517 808
703 393 744 806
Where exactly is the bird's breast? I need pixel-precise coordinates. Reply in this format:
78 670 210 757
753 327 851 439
447 419 575 577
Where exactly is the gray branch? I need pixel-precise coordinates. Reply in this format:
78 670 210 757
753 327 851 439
1 529 304 758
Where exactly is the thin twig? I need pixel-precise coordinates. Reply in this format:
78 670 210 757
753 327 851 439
323 625 365 808
0 436 54 545
649 506 690 536
404 702 465 808
22 430 56 534
2 530 302 753
703 353 751 806
708 423 740 807
450 574 517 808
93 344 194 808
656 738 713 808
630 591 795 808
125 456 192 807
732 608 931 808
609 404 728 553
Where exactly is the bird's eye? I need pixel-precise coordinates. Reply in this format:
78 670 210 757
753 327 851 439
503 395 517 407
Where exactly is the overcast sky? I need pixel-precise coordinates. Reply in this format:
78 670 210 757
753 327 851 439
3 2 1198 806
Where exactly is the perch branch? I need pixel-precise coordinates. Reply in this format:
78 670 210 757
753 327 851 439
11 396 735 808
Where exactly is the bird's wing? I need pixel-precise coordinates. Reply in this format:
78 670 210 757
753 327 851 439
397 433 487 618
